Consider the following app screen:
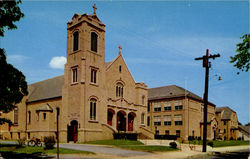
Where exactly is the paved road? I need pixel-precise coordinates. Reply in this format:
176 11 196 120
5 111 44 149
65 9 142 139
60 143 152 157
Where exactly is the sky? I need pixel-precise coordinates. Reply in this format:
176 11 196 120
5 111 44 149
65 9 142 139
1 1 249 124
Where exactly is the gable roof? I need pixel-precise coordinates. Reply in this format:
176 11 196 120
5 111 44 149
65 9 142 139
148 85 215 106
215 107 236 120
27 75 64 103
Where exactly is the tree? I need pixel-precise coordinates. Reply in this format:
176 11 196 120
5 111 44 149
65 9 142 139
230 34 250 74
0 0 28 125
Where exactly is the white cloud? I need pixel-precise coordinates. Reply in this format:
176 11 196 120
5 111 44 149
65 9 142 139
49 56 66 69
7 55 29 64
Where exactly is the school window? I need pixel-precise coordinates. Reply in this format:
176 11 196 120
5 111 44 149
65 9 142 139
72 67 78 83
174 114 183 125
153 102 161 112
141 113 145 125
224 121 227 125
14 108 18 125
73 31 79 51
147 116 150 126
165 130 170 135
175 100 183 110
90 99 97 120
154 116 161 126
176 130 181 137
116 83 124 97
43 113 46 120
91 32 98 52
164 115 171 126
164 101 171 111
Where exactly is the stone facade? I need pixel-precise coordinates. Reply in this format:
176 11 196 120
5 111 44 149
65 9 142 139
0 5 149 142
147 85 217 141
215 107 239 140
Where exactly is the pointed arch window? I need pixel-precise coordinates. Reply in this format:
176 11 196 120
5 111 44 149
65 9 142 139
116 82 124 97
73 31 79 51
90 99 97 120
91 32 98 52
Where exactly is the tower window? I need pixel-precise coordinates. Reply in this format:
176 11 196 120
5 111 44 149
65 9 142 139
43 113 46 120
141 113 145 125
91 69 97 83
91 32 98 52
28 111 31 124
72 67 78 83
116 83 124 97
90 99 97 120
119 65 122 73
14 108 18 125
73 31 79 51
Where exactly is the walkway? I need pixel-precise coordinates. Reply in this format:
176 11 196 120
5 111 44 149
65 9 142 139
59 143 152 157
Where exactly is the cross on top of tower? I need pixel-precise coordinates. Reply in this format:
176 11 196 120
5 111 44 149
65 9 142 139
93 4 97 15
118 45 122 54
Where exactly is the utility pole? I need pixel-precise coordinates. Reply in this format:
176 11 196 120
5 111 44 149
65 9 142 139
195 49 220 152
56 107 60 159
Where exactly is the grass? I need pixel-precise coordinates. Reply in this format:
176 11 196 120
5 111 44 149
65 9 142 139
0 145 94 155
188 140 250 147
85 139 178 152
212 140 250 147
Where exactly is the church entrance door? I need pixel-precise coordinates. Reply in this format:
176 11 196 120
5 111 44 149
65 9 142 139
117 111 126 131
67 120 78 143
107 109 115 126
128 112 136 131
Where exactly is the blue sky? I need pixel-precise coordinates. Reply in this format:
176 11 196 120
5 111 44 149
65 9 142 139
1 1 249 124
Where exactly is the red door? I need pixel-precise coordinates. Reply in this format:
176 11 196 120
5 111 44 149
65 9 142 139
73 124 78 143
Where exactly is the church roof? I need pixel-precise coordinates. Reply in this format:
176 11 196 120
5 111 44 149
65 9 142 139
27 75 64 103
215 107 236 120
148 85 215 106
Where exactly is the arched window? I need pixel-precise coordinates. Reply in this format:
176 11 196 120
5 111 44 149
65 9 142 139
142 95 145 105
91 32 98 52
141 113 145 125
116 83 124 97
90 99 97 120
73 31 79 51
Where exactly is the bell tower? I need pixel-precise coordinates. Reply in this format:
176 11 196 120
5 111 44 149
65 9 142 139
61 4 107 143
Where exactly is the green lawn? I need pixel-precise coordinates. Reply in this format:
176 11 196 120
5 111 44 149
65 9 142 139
188 140 250 147
212 140 250 147
0 145 94 155
85 139 178 152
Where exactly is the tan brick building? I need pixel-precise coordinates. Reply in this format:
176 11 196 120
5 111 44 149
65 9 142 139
147 85 217 141
0 5 151 142
215 107 239 140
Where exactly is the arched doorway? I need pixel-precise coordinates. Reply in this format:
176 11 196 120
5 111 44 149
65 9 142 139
67 120 78 143
107 109 115 126
117 111 126 131
128 112 136 131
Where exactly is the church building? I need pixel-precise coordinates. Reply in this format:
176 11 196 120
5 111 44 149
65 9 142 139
0 5 153 142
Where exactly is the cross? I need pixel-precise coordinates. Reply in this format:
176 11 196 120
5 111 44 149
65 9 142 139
93 4 97 15
118 45 122 54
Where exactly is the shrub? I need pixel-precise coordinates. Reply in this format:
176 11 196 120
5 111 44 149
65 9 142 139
44 136 56 149
237 137 242 141
207 141 213 147
197 136 201 140
169 142 177 149
17 138 26 148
